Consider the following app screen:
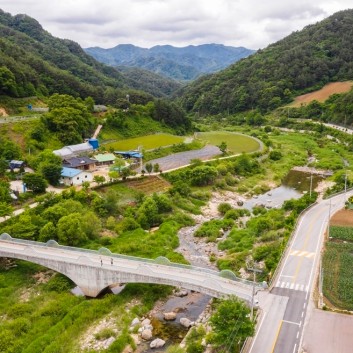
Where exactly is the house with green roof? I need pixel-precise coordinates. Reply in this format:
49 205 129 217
93 153 116 166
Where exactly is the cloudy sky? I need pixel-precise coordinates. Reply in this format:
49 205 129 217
1 0 352 49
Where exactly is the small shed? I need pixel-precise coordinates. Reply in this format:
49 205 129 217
114 151 143 159
93 153 116 166
9 160 25 170
60 167 93 186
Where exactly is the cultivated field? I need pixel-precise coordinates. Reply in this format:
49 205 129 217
196 131 261 153
126 176 171 194
289 81 353 107
104 133 185 151
331 209 353 227
322 209 353 310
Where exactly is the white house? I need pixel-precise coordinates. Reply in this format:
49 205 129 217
60 167 93 186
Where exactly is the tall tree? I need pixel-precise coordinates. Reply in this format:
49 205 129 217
209 297 255 353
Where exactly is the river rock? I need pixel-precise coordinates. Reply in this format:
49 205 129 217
131 334 141 345
102 337 116 349
163 312 177 320
141 329 153 340
141 318 151 326
131 318 140 327
175 289 188 297
180 317 193 328
150 338 166 348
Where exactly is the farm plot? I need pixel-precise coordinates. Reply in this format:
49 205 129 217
104 133 185 151
126 176 171 194
323 215 353 310
196 131 261 154
289 81 353 107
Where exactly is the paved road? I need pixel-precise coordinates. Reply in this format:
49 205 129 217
139 145 221 172
249 190 353 353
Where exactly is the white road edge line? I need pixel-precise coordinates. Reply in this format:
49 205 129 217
248 310 267 353
282 320 301 326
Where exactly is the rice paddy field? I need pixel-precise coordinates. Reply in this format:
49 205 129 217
104 133 185 151
196 131 261 154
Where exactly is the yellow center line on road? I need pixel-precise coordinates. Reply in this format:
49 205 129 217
270 320 283 353
291 208 326 283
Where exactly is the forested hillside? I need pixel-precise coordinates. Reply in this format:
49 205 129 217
0 10 178 102
179 9 353 115
85 44 255 81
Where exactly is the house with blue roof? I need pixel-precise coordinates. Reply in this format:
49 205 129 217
60 167 93 186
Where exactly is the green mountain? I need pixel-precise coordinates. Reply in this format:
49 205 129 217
179 9 353 115
0 10 178 101
116 65 182 97
85 44 255 81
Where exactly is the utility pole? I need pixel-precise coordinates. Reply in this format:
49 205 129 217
309 170 313 198
246 259 262 321
328 198 331 239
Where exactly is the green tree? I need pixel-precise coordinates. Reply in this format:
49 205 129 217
57 213 87 246
39 222 57 242
0 139 21 160
93 175 106 185
6 214 38 240
0 180 11 203
0 66 17 96
44 94 95 145
22 173 47 193
218 141 228 154
190 166 218 186
0 202 13 219
209 297 255 353
153 163 160 173
40 163 62 185
145 163 153 175
137 197 159 229
0 158 8 176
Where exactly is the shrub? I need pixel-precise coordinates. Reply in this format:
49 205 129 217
94 328 116 341
217 203 233 215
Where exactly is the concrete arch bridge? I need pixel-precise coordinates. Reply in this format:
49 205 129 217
0 234 265 300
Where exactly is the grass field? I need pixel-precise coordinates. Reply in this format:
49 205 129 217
196 132 261 154
323 212 353 310
104 133 185 151
289 81 353 107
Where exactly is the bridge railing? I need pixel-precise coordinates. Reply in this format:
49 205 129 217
0 233 264 289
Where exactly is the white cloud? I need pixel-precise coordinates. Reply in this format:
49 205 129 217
1 0 352 49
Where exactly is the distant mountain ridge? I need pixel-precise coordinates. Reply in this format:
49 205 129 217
85 44 255 81
179 9 353 115
0 9 180 100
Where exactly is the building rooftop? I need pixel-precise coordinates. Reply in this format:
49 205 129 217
93 153 116 163
63 156 96 168
61 167 82 178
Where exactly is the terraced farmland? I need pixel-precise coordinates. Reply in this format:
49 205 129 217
126 176 171 194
